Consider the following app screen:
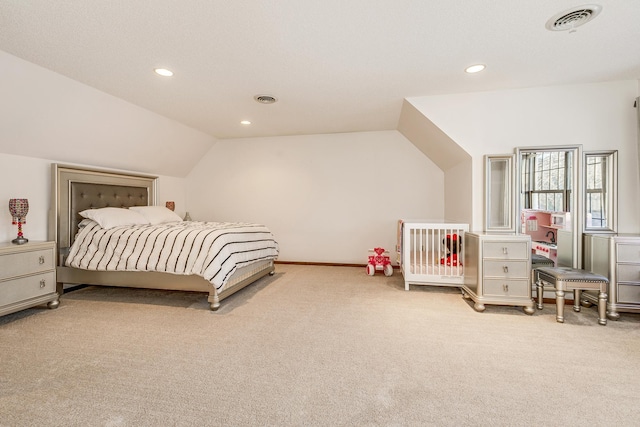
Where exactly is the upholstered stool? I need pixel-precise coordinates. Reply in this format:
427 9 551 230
536 267 609 325
531 254 555 309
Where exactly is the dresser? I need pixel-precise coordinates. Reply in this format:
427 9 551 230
583 233 640 320
462 233 534 314
0 241 59 317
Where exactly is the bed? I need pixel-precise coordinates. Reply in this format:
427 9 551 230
397 220 469 290
49 164 278 310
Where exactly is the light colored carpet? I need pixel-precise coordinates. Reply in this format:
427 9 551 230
1 264 639 427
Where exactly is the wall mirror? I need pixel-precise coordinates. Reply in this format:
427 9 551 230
583 150 617 233
515 145 582 268
484 154 515 233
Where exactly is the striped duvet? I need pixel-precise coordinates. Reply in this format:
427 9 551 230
66 220 279 290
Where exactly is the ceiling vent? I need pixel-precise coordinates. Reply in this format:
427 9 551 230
254 95 278 104
545 4 602 32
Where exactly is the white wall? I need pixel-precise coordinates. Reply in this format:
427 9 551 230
397 100 473 226
0 51 207 245
0 153 186 244
408 80 640 233
0 154 51 243
444 158 473 225
186 131 444 264
0 50 215 177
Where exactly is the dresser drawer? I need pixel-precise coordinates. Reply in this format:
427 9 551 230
617 283 640 304
0 248 55 281
483 279 529 297
484 260 529 279
0 272 56 306
617 264 640 283
483 242 528 260
616 244 640 264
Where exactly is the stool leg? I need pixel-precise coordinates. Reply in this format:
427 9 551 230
536 282 544 310
573 289 581 312
598 291 608 326
555 290 565 323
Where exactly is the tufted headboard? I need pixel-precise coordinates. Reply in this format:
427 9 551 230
68 182 150 240
50 164 157 265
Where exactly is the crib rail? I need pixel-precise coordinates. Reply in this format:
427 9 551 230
400 222 469 289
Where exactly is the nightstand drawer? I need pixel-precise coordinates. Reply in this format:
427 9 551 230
617 244 640 263
618 283 640 304
0 272 56 306
617 264 640 283
0 248 55 281
483 242 528 260
484 279 529 297
484 260 529 279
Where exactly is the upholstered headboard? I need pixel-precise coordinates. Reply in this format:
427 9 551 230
50 164 157 265
68 182 150 240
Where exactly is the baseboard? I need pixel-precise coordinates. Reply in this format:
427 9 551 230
540 297 582 305
275 260 400 269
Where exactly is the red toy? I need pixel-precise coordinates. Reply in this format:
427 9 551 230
440 234 462 267
367 247 393 276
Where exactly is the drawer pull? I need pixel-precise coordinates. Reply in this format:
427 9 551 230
503 265 509 273
503 284 509 292
39 255 45 265
503 247 508 255
40 279 46 288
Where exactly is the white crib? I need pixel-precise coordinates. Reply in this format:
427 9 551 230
397 221 469 290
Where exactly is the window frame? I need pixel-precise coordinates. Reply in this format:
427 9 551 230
583 150 617 234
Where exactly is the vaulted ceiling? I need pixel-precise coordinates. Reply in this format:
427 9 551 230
2 1 639 141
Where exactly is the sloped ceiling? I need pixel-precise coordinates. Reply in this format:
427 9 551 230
397 100 471 171
0 51 214 177
1 0 639 141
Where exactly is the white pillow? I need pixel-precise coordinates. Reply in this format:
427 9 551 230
79 207 149 229
129 206 183 225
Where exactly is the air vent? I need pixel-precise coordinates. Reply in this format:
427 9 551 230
254 95 278 104
546 4 602 32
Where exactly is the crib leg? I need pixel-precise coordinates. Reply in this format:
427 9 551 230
405 281 410 291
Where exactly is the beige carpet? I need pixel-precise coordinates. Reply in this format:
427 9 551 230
1 264 639 427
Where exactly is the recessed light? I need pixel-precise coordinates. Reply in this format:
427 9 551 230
240 120 251 125
465 64 486 74
154 68 174 77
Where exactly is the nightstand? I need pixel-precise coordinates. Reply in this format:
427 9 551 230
462 232 535 314
0 241 59 317
583 233 640 320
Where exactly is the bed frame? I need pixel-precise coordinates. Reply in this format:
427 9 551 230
49 164 275 310
397 221 469 290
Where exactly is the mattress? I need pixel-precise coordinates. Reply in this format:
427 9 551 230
406 250 464 277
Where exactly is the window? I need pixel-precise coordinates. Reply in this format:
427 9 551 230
585 155 606 227
584 151 617 233
522 151 572 212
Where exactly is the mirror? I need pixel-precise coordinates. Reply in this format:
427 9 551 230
484 154 515 233
583 150 617 233
516 145 582 268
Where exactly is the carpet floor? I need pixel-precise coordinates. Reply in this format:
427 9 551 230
1 264 639 426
